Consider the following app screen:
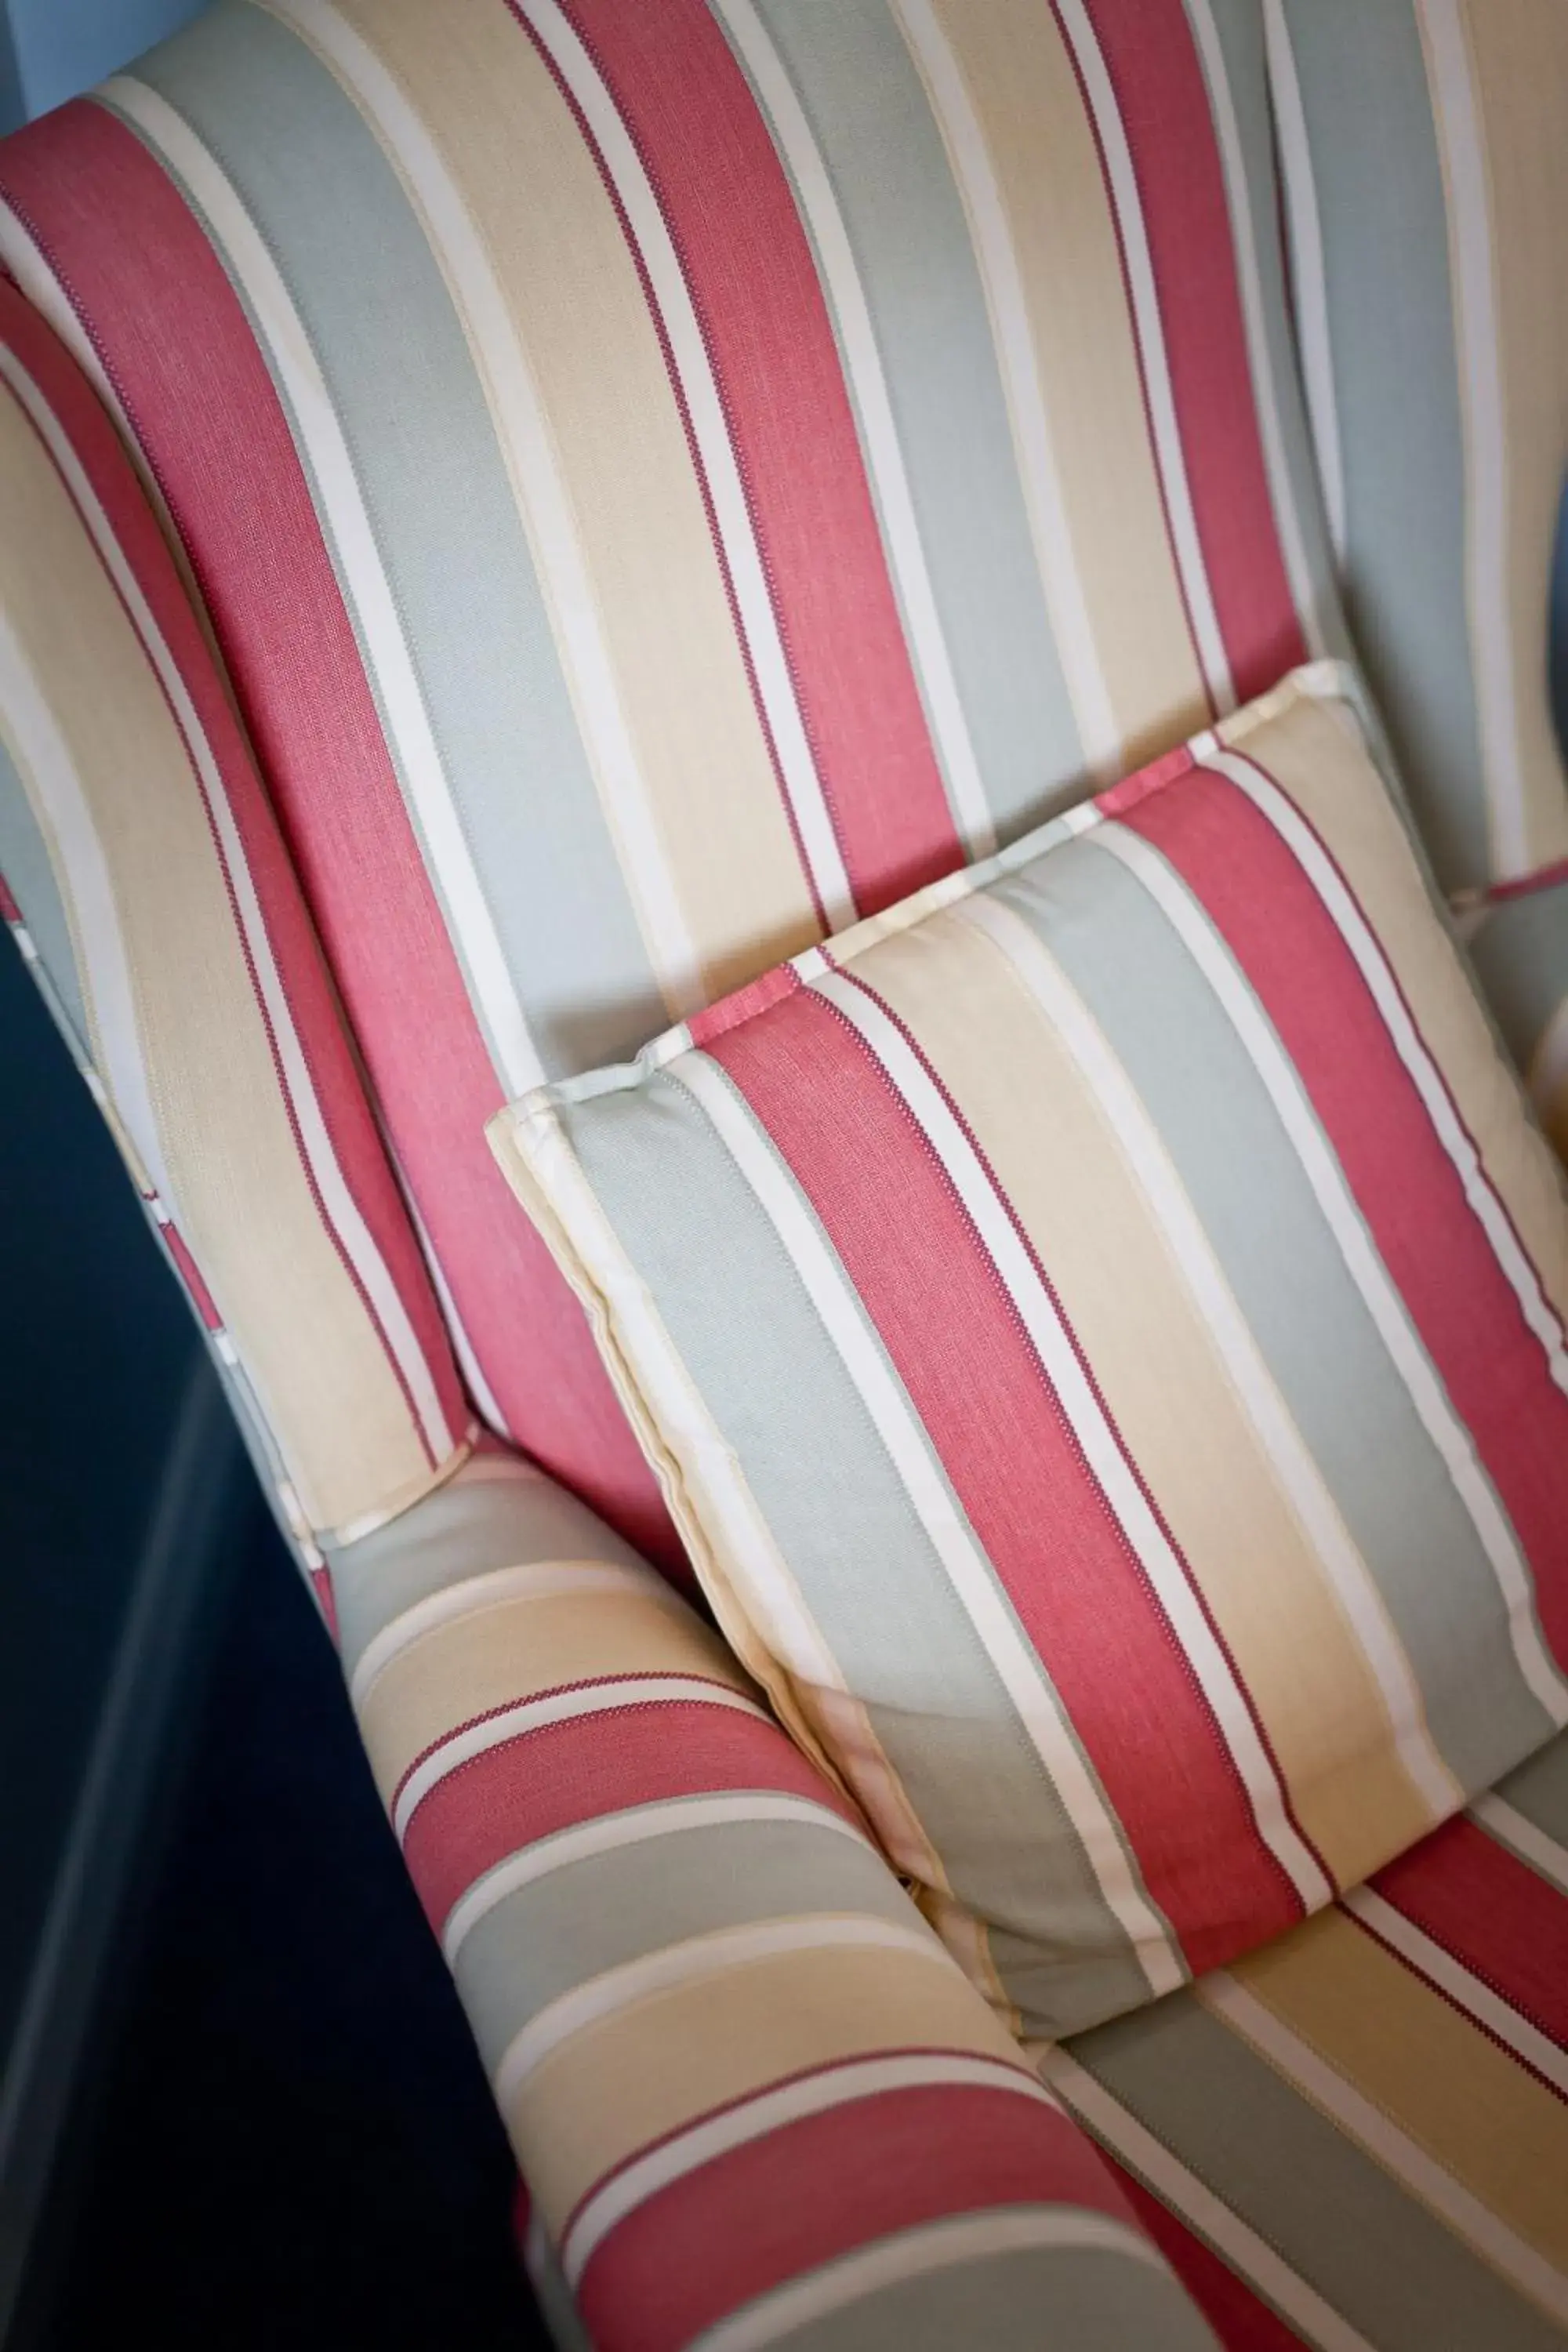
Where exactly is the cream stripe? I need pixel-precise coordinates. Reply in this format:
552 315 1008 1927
691 2207 1166 2352
100 74 543 1097
710 0 993 860
813 964 1333 1912
1262 0 1345 562
561 2049 1051 2286
1036 2045 1377 2352
492 1914 946 2111
1211 745 1568 1393
1051 0 1232 713
953 890 1457 1820
514 0 853 931
673 1044 1185 1998
1342 1887 1568 2096
1187 0 1323 649
1469 1794 1568 1897
444 1791 870 1969
392 1675 770 1841
0 614 174 1203
1416 0 1527 881
0 343 456 1463
267 0 705 1018
891 0 1118 780
349 1556 676 1709
1098 817 1568 1730
1201 1969 1568 2324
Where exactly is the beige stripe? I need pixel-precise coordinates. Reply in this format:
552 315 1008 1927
1221 676 1568 1330
504 1936 1024 2236
856 902 1444 1878
917 0 1207 772
358 1581 754 1803
1220 1915 1568 2289
1420 1 1568 881
349 1555 679 1710
0 390 435 1536
561 2049 1051 2285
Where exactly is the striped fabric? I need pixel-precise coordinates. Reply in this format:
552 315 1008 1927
331 1448 1220 2352
0 277 470 1575
1268 0 1568 1120
494 663 1568 2047
1472 880 1568 1165
1050 1726 1568 2348
0 0 1341 1566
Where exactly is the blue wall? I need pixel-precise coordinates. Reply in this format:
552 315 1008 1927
0 0 202 128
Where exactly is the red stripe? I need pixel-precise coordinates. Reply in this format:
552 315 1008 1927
1110 2162 1305 2351
400 1693 855 1933
0 109 677 1568
576 2081 1134 2352
1076 0 1307 707
160 1219 224 1330
708 985 1303 1972
0 871 20 923
1122 763 1568 1664
1370 1811 1568 2053
557 0 961 918
0 278 464 1464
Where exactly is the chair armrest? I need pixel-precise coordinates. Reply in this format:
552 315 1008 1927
330 1452 1214 2351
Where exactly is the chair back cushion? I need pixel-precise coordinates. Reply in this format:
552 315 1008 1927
0 0 1338 1554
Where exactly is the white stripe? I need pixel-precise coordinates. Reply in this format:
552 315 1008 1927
1051 0 1233 715
1037 2046 1378 2352
1098 818 1568 1730
1202 1970 1568 2325
492 1913 945 2111
270 0 706 1021
1212 745 1568 1397
102 74 544 1098
392 1674 768 1840
891 0 1120 781
350 1555 675 1710
711 0 993 861
515 0 854 932
445 1790 870 1969
0 342 458 1463
1342 1886 1568 2096
815 964 1333 1912
691 2206 1166 2352
954 890 1459 1821
1188 0 1326 651
1417 0 1529 880
1469 1793 1568 1896
1263 0 1345 562
0 612 178 1206
674 1044 1186 1999
562 2047 1049 2285
1527 995 1568 1131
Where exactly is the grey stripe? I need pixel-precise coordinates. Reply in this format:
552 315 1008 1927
1468 884 1568 1079
744 0 1085 844
1491 1724 1568 1851
454 1812 923 2075
996 835 1558 1787
1281 0 1485 889
0 731 86 1046
563 1065 1152 2037
1065 1991 1568 2352
131 0 663 1077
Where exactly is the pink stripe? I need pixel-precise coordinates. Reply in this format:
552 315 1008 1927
710 985 1305 1973
576 2081 1134 2352
1122 763 1568 1664
399 1690 856 1933
0 111 678 1568
1370 1812 1568 2057
1073 0 1308 706
557 0 963 918
0 870 21 923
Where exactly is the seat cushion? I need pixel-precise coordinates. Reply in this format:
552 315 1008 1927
492 661 1568 2043
0 0 1340 1564
1050 1726 1568 2349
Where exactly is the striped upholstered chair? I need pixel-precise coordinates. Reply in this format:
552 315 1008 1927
1 4 1564 2344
